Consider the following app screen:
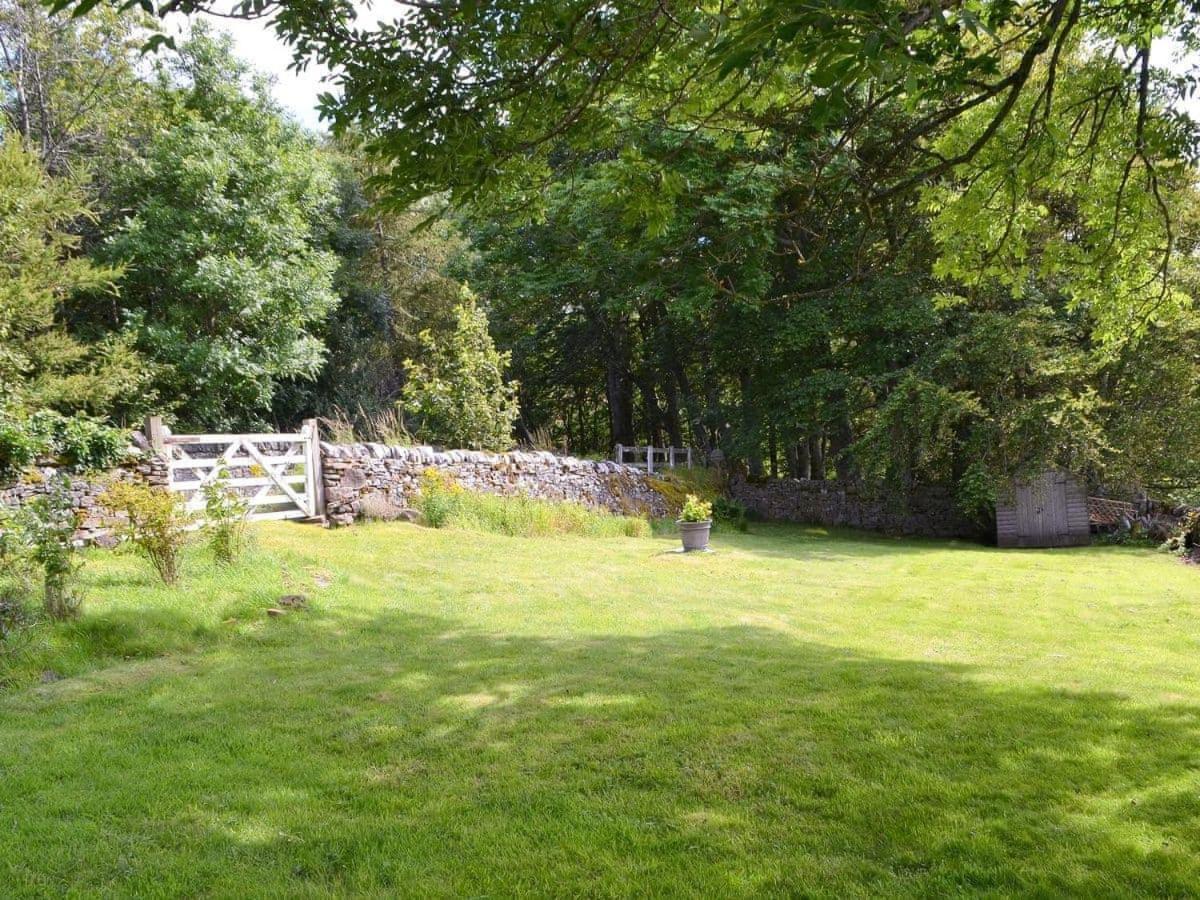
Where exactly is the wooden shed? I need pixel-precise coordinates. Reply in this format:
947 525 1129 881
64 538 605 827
996 471 1091 548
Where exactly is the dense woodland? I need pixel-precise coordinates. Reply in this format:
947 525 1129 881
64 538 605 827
5 0 1200 516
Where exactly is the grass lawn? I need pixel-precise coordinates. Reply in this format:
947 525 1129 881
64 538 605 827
3 522 1200 896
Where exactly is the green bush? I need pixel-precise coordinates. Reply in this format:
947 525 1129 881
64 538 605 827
22 478 84 620
712 496 749 532
0 409 130 481
0 506 27 568
100 481 193 585
0 413 41 481
201 466 250 565
0 585 35 645
402 289 519 451
43 412 131 472
415 468 649 538
415 469 462 529
0 506 39 664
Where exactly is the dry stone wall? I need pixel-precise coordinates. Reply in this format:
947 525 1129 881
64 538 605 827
730 475 984 539
0 453 169 546
1 440 982 541
321 443 669 525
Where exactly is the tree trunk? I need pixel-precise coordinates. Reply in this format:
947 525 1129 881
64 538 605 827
662 376 684 448
768 423 778 479
634 373 665 447
605 359 635 448
809 431 825 481
831 412 857 483
740 371 764 478
795 440 812 479
671 361 708 450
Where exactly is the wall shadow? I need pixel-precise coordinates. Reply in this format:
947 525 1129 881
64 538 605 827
715 523 990 563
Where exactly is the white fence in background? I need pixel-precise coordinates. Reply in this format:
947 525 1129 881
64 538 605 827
613 444 695 473
145 416 325 522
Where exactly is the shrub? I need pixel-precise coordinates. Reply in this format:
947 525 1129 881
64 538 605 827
23 478 84 620
679 495 713 523
0 408 130 481
201 466 249 565
1161 509 1200 557
41 412 131 472
415 468 648 538
101 481 192 584
0 505 29 568
402 289 519 451
0 506 38 658
0 582 40 684
0 413 41 481
712 496 749 532
416 468 465 528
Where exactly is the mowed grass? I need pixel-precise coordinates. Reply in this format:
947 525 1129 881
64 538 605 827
3 522 1200 896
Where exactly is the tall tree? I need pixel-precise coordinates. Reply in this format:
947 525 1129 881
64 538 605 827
58 3 1198 310
271 151 473 429
402 289 519 451
0 0 150 174
96 27 340 430
0 135 145 416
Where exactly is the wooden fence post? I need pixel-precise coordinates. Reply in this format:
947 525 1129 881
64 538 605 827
303 418 326 521
144 415 165 454
646 445 654 474
686 447 693 469
614 443 623 464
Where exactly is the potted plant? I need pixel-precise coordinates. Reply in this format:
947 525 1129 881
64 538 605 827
677 494 713 552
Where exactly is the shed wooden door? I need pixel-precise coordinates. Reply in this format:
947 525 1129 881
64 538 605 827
1014 472 1068 547
997 471 1090 548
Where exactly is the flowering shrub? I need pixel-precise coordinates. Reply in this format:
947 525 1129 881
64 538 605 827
23 478 84 620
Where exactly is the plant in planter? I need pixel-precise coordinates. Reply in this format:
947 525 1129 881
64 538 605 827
677 494 714 552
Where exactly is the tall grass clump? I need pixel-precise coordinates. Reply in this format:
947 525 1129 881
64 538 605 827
414 469 648 538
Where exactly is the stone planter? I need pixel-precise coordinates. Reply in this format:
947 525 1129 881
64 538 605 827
678 519 712 552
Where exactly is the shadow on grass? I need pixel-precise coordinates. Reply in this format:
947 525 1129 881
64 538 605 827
710 523 992 564
4 611 1200 895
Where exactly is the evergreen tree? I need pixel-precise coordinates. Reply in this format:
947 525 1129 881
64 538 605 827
402 289 518 451
0 135 144 416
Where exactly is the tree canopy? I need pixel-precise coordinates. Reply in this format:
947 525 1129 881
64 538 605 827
4 0 1200 510
0 134 134 414
94 28 341 430
47 0 1200 338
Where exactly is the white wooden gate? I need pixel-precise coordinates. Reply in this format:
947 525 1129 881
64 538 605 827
147 417 324 522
